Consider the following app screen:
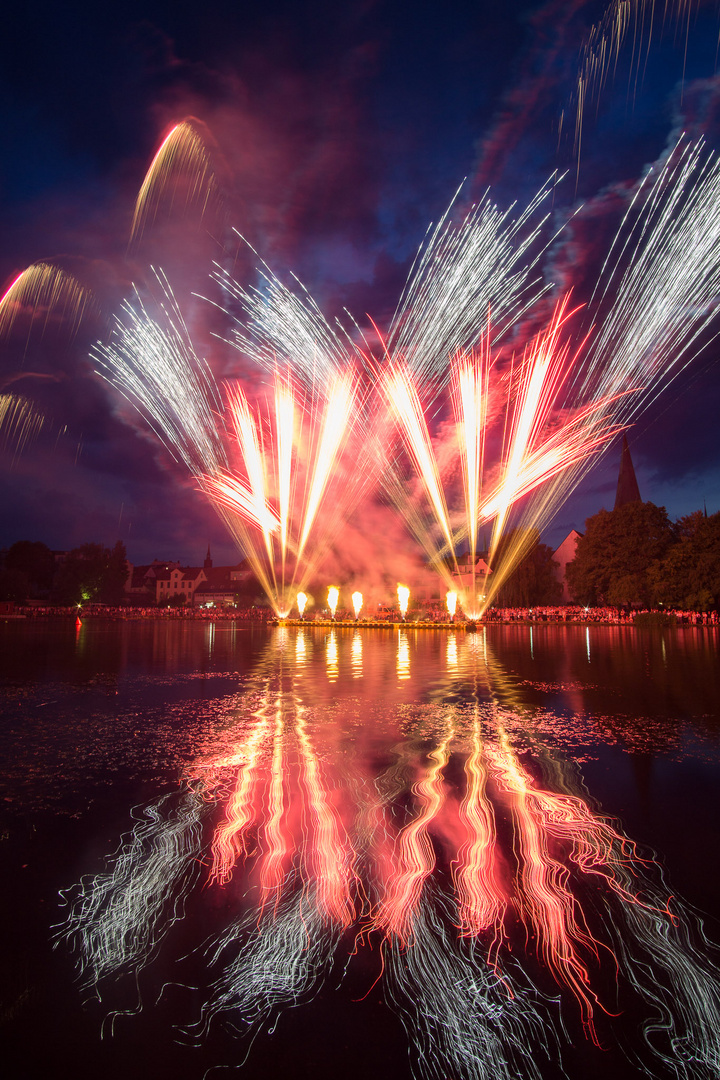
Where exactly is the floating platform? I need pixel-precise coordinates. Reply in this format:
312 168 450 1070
276 618 478 630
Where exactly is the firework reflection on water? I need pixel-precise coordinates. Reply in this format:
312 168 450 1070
56 627 720 1080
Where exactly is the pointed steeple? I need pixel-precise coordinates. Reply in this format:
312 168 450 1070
614 434 641 510
204 545 213 570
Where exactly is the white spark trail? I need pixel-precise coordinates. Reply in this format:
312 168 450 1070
383 892 553 1080
56 790 210 994
93 269 226 477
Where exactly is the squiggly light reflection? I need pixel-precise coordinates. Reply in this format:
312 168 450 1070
57 636 720 1079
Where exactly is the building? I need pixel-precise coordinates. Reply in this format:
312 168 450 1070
125 559 181 599
552 530 582 603
555 437 643 601
614 433 642 509
152 565 206 604
122 548 261 607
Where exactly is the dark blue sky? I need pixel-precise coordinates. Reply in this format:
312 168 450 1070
1 0 719 566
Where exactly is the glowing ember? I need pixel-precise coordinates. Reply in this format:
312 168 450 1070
352 591 363 619
327 586 339 620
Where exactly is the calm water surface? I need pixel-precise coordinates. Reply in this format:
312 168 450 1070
1 619 719 1080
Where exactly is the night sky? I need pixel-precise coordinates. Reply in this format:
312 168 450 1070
2 0 720 567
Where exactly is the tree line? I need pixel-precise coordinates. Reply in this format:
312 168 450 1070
3 504 718 612
566 502 720 610
0 540 128 605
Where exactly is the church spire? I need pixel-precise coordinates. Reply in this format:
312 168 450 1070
204 545 212 570
614 434 641 510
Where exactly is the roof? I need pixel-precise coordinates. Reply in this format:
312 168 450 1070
614 434 642 509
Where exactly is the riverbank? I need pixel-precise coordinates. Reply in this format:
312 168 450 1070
5 603 718 626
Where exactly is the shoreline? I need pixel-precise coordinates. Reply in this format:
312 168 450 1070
3 609 718 628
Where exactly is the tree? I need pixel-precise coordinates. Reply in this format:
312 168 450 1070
566 501 673 607
4 540 54 596
493 528 563 607
52 541 128 604
649 510 720 610
0 567 30 602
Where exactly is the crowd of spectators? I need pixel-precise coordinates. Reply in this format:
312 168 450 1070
8 602 719 626
482 605 719 625
14 603 274 621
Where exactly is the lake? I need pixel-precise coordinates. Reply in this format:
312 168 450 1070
2 618 719 1079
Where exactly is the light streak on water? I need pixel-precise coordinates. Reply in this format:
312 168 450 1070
208 703 272 886
351 631 363 678
257 699 290 913
295 628 307 668
195 884 347 1050
454 715 506 944
382 893 553 1080
294 699 357 927
325 630 339 681
373 724 453 942
55 637 720 1078
396 629 411 681
57 789 211 1008
486 729 602 1038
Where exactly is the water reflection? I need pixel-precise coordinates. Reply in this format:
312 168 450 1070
56 626 720 1079
295 627 307 668
325 629 339 681
397 628 411 680
351 630 363 678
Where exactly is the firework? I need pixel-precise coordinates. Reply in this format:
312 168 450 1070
385 181 556 392
0 262 93 342
95 123 720 622
381 298 622 616
94 270 226 478
129 119 223 249
0 393 45 459
569 1 709 181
